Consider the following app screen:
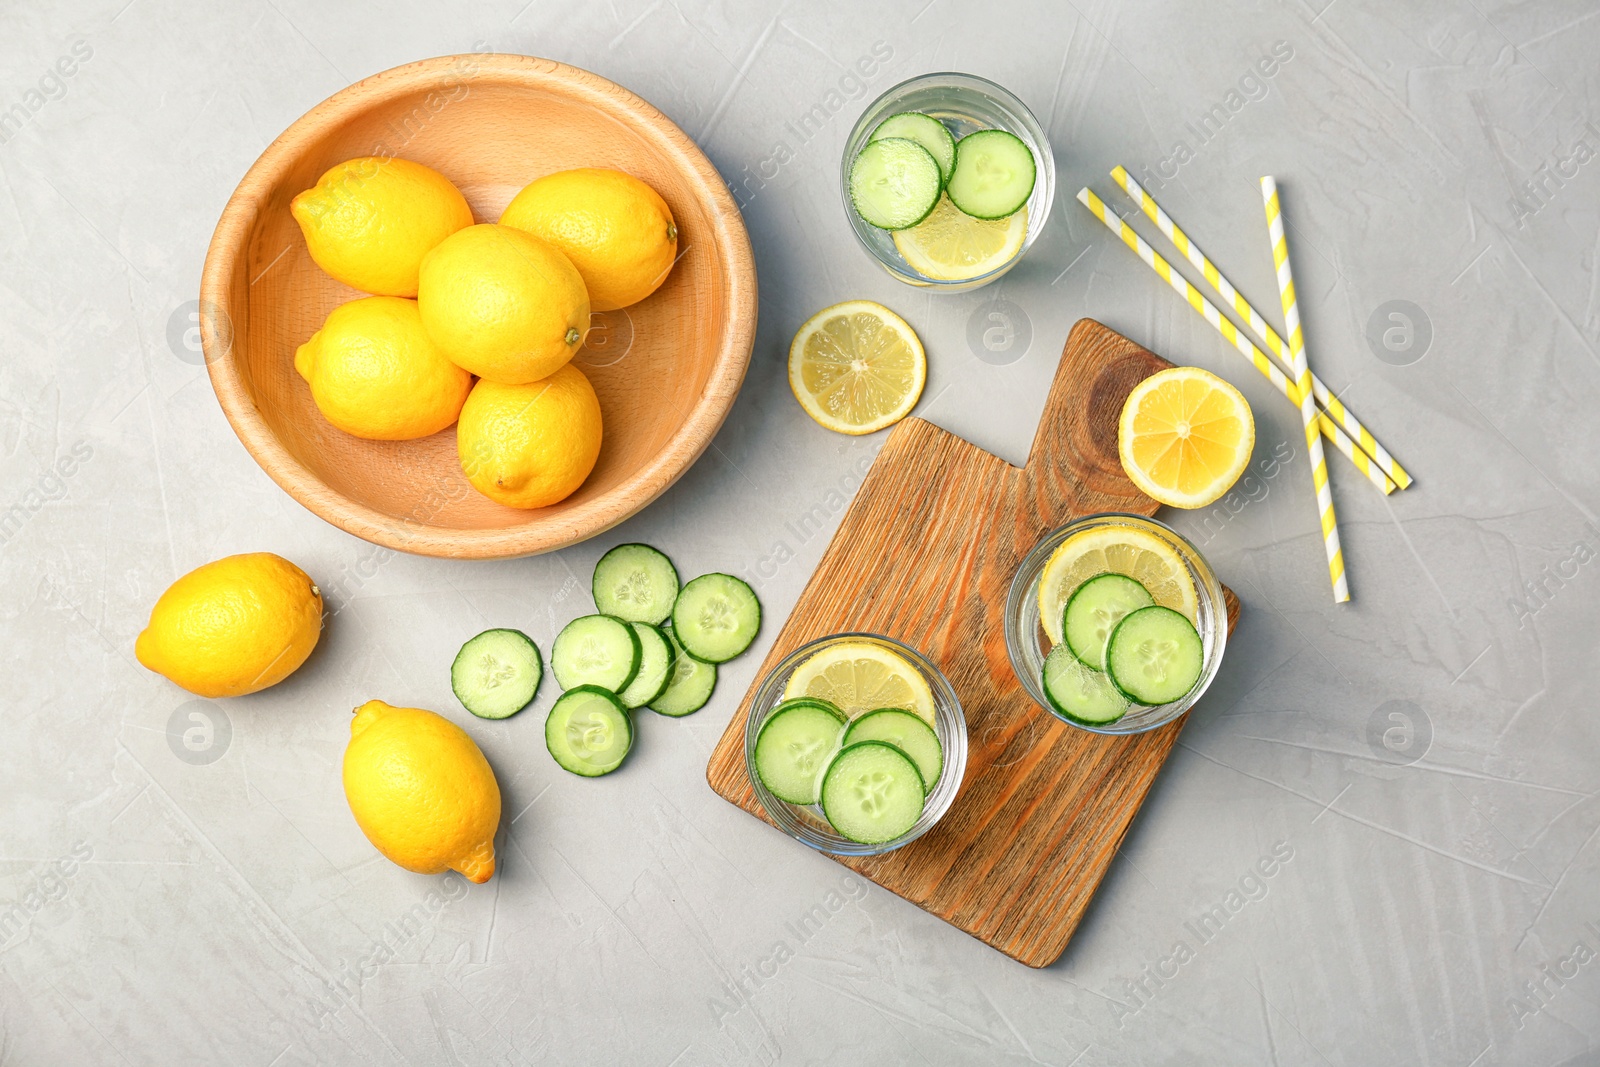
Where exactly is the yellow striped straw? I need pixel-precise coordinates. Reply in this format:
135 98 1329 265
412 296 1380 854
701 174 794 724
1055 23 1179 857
1111 166 1413 490
1262 176 1349 603
1074 188 1395 496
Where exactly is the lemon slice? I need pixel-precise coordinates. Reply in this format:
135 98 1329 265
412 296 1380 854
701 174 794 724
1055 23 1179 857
1119 366 1255 509
783 641 936 724
1038 526 1198 645
789 301 927 435
892 195 1028 281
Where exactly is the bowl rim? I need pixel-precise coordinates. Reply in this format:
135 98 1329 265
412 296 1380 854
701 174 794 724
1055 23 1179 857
199 53 757 559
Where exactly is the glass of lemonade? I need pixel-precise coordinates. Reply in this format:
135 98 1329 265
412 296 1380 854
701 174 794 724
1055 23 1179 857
840 72 1055 290
1006 514 1228 735
743 633 968 856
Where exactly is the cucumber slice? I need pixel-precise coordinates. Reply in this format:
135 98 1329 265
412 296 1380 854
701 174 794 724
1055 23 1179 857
870 112 956 185
1042 642 1130 725
772 696 845 719
649 625 717 717
842 708 943 794
671 574 761 664
848 137 943 230
1105 605 1204 705
592 543 680 625
450 628 542 720
820 741 926 845
545 685 633 777
1063 572 1155 671
946 129 1036 220
753 699 847 805
551 614 641 692
617 622 675 709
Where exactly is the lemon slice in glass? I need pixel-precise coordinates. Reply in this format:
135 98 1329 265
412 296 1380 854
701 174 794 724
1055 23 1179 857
788 300 926 435
892 195 1028 281
783 641 936 724
1118 366 1255 509
1038 526 1198 645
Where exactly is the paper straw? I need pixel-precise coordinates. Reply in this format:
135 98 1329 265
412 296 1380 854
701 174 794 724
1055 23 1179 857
1111 166 1413 490
1262 177 1349 602
1074 188 1395 496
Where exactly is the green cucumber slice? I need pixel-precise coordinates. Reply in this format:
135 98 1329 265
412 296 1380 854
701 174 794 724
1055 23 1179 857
819 741 926 844
1063 572 1155 671
1042 642 1130 725
450 628 542 720
753 699 847 805
649 625 717 717
671 573 761 664
842 708 943 794
545 685 633 777
551 614 641 692
592 543 680 625
771 696 844 719
946 129 1036 219
848 137 943 230
1105 605 1204 705
870 112 956 185
617 622 675 709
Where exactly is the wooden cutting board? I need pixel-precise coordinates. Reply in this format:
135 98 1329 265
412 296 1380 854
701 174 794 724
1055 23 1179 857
705 318 1241 968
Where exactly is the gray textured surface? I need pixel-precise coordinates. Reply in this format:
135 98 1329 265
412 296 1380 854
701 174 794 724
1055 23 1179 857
2 0 1597 1063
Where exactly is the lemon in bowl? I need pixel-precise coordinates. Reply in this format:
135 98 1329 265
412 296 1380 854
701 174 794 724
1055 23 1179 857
417 223 591 385
456 363 604 509
500 167 679 311
290 157 472 297
294 296 471 440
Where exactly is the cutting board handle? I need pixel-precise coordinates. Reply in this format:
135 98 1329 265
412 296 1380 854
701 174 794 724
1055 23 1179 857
1025 318 1170 503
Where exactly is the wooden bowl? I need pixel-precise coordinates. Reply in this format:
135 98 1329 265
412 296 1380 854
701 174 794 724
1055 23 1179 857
200 55 756 559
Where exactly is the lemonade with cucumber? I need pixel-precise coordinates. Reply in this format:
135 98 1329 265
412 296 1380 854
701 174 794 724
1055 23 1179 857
746 634 967 852
1007 516 1227 733
841 73 1054 289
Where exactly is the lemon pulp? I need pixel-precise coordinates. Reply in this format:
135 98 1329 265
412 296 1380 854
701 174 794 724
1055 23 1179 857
783 641 936 724
788 300 926 435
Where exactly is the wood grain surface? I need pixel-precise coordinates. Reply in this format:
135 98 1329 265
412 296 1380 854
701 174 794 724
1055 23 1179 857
199 54 757 559
705 319 1241 968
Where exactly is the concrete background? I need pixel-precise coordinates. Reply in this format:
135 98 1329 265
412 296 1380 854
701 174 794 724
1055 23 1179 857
2 0 1598 1063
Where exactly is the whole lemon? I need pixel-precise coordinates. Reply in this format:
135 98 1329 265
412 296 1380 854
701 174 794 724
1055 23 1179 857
342 700 500 883
499 168 678 311
417 224 590 384
135 553 323 698
291 157 473 297
457 364 603 509
294 296 472 440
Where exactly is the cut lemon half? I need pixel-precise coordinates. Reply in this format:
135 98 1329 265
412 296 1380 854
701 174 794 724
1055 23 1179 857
783 641 936 724
1119 367 1255 509
789 301 926 435
892 195 1028 281
1038 526 1198 645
